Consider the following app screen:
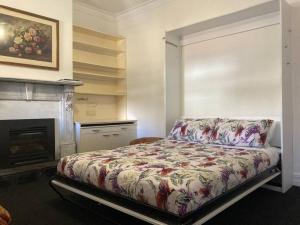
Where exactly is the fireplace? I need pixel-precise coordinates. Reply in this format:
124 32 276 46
0 119 55 169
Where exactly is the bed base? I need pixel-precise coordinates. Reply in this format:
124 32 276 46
50 169 281 225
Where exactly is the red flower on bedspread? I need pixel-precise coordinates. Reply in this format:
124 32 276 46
180 124 188 136
202 126 211 135
98 166 108 188
199 183 212 198
240 168 248 179
211 127 219 140
206 157 216 161
156 180 171 210
160 168 176 176
235 125 245 137
102 158 117 163
260 132 267 145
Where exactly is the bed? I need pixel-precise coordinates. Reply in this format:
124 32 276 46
50 118 281 225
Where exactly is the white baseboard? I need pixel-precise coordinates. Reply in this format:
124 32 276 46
293 173 300 187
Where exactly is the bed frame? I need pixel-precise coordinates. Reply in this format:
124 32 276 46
50 166 280 225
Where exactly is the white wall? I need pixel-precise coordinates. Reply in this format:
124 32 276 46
0 0 73 81
291 5 300 186
182 23 281 119
117 0 276 137
73 1 118 35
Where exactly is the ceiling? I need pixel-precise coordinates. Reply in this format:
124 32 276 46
76 0 300 16
77 0 154 15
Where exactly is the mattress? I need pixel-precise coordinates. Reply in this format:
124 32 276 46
57 139 280 216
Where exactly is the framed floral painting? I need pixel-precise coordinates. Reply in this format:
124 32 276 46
0 5 59 70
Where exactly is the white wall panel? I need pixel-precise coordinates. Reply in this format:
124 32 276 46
182 25 281 119
165 40 182 134
291 4 300 187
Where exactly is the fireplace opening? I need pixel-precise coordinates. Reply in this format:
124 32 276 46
0 119 55 169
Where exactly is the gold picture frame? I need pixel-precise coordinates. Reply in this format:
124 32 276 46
0 5 59 70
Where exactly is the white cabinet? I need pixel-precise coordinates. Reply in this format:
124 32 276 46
75 121 137 153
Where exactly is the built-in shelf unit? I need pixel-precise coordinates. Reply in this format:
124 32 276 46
73 26 127 122
165 0 292 193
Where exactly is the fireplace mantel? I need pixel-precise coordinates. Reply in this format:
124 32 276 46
0 78 82 158
0 77 83 86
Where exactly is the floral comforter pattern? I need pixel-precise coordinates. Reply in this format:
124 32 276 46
57 139 279 216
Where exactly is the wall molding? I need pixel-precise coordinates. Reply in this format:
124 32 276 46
117 0 162 17
117 0 171 20
74 0 166 18
73 0 300 25
73 0 116 22
181 11 280 46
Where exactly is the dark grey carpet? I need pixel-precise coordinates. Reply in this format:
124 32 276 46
0 171 299 225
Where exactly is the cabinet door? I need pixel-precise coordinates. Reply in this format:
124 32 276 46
77 124 137 153
118 125 137 146
79 128 114 152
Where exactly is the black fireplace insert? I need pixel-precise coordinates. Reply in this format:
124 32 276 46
0 119 55 168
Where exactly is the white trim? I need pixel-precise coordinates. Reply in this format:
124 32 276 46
51 180 167 225
73 0 166 18
293 173 300 186
51 171 280 225
117 0 170 19
181 12 280 46
262 184 282 192
73 0 116 22
117 0 160 17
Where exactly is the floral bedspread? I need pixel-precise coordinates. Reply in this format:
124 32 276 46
57 139 279 216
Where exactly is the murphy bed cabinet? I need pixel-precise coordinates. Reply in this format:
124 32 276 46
164 0 293 193
75 121 137 153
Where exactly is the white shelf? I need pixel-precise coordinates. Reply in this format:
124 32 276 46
73 60 125 72
75 89 126 96
74 70 125 80
73 26 125 41
73 41 124 56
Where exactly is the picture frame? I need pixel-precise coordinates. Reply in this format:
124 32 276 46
0 5 59 70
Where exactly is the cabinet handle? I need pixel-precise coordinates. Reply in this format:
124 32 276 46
102 134 110 137
92 130 100 133
121 127 127 130
113 133 120 136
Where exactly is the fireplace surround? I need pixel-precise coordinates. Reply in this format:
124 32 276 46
0 119 55 168
0 77 82 162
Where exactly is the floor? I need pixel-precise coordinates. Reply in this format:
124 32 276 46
0 171 300 225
